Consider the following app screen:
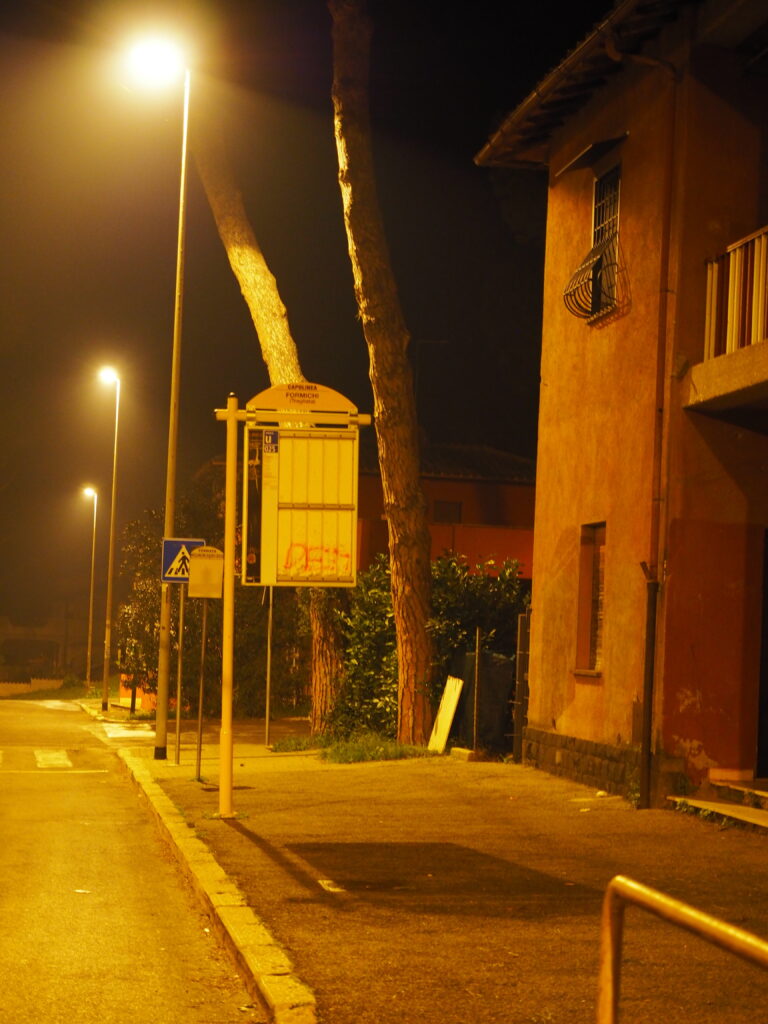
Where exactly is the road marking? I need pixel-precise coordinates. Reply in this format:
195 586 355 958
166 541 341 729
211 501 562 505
34 749 73 769
101 723 154 740
318 878 346 894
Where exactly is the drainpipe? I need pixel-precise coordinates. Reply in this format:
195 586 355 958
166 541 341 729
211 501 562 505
639 564 660 808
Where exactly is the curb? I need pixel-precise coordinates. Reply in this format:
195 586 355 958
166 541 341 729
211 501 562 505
117 749 317 1024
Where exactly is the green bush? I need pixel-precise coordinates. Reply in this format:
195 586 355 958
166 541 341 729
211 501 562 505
330 554 399 737
328 552 528 738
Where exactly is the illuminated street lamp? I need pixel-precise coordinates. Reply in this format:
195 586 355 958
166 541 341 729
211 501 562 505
124 36 190 759
99 367 120 713
82 486 98 691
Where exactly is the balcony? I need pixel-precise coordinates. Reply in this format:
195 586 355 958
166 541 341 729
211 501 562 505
685 225 768 435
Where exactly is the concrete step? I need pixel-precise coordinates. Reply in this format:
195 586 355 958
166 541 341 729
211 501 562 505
667 795 768 832
708 779 768 810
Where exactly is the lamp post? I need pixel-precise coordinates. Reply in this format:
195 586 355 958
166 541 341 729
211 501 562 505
82 487 98 691
124 37 189 760
99 367 120 712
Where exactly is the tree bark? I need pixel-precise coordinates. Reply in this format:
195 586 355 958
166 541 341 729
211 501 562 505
309 588 348 735
193 124 344 729
329 0 433 743
193 124 304 386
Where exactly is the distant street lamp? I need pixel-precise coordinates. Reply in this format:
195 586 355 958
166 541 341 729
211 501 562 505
124 36 190 759
82 486 98 691
99 367 120 713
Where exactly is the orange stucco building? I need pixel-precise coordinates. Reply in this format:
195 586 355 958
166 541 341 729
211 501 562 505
478 0 768 802
358 442 535 577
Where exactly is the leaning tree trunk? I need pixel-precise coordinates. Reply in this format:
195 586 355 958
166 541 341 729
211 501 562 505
194 123 304 385
193 121 345 727
329 0 434 744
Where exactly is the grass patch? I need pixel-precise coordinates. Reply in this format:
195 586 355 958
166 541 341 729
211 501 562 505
271 730 439 763
271 735 329 753
320 730 439 764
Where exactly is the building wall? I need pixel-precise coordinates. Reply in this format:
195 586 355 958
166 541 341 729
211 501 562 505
656 44 768 783
358 473 535 576
527 8 768 793
528 46 673 750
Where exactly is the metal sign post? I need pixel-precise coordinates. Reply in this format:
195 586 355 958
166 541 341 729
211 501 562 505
215 385 370 819
188 546 224 781
174 584 186 765
160 537 204 767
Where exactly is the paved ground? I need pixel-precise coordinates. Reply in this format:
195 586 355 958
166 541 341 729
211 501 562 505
86 703 768 1024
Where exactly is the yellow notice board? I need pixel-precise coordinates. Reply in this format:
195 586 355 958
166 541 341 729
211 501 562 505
260 428 359 586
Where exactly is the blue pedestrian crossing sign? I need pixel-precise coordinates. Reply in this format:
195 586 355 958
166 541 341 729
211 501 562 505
162 538 206 583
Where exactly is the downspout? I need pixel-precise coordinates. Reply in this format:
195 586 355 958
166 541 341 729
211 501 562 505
639 563 660 807
643 41 686 808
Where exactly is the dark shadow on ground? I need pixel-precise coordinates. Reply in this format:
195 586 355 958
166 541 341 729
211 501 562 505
286 840 600 918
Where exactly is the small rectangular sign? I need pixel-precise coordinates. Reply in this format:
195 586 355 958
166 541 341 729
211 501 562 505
263 429 279 454
188 545 224 599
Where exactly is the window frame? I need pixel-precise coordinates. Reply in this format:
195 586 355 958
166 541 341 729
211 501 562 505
575 522 606 674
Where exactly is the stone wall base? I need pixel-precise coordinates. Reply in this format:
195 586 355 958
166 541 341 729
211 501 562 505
523 727 641 801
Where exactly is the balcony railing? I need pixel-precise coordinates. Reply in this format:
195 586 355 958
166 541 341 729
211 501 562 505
705 225 768 359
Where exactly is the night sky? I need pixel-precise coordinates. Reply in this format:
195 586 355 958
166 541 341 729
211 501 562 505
0 0 609 620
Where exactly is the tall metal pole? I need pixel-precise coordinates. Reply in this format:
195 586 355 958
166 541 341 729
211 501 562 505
195 597 208 783
174 584 186 765
156 66 191 760
218 393 239 818
265 586 273 747
101 374 120 712
84 488 98 692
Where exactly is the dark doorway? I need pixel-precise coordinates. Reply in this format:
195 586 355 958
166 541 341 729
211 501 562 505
757 530 768 777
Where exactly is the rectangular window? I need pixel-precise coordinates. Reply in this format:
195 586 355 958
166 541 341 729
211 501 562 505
576 523 606 672
591 166 620 316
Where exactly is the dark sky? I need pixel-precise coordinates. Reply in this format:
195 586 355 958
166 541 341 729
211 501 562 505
0 0 609 620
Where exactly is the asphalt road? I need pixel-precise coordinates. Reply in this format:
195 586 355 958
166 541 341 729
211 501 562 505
154 730 768 1024
0 699 266 1024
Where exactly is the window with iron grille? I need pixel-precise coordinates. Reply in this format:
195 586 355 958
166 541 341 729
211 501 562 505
564 166 621 320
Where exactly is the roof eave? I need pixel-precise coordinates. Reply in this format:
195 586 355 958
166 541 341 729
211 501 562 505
475 0 667 168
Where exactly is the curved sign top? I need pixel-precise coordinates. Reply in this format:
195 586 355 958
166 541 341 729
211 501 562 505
246 382 358 415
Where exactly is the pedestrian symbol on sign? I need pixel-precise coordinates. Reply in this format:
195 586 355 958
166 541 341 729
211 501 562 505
167 547 191 577
162 538 206 583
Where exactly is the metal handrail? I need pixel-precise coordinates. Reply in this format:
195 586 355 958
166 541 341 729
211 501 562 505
597 874 768 1024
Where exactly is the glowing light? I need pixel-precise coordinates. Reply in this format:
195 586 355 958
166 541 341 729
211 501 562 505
98 366 120 386
124 37 185 89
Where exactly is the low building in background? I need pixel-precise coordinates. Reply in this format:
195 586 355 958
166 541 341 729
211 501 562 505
358 440 535 578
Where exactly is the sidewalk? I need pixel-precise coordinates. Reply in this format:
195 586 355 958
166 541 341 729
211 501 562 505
98 706 768 1024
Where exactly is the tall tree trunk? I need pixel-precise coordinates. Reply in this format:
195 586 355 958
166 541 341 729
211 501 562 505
309 588 348 735
329 0 433 743
193 124 344 727
193 125 304 385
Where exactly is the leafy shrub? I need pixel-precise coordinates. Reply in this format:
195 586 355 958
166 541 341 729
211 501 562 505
328 552 528 738
330 554 398 737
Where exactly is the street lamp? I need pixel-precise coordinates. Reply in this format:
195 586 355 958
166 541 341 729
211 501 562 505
124 36 190 759
99 367 120 713
82 487 98 692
